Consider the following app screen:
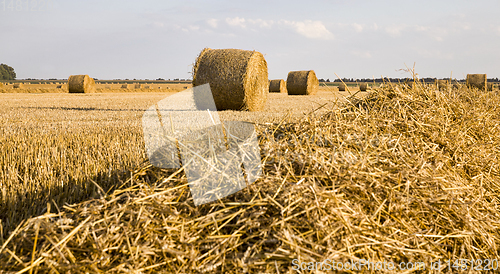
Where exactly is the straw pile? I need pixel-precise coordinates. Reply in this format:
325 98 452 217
269 79 287 93
1 77 500 272
466 74 487 91
13 83 23 89
192 48 268 111
359 82 368 91
121 84 131 89
286 70 318 95
68 75 96 93
338 82 346 91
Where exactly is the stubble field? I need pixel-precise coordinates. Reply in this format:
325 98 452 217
1 82 499 273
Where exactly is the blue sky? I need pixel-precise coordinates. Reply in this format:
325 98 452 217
1 0 500 80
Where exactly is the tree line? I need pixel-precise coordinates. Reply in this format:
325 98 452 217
0 64 16 80
319 77 500 83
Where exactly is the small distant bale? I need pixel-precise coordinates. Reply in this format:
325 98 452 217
68 75 96 93
104 85 111 89
144 85 150 89
121 84 131 89
436 79 449 91
269 79 287 93
13 83 24 88
134 84 143 89
192 48 268 111
286 70 318 96
338 83 346 91
466 74 487 91
56 85 63 89
359 83 368 91
487 83 493 91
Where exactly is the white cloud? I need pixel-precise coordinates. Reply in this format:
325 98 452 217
207 18 218 28
248 19 274 28
226 17 246 28
414 25 447 41
385 25 406 37
352 23 363 32
281 20 334 40
350 50 372 58
152 22 164 28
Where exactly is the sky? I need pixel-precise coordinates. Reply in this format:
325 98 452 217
1 0 500 80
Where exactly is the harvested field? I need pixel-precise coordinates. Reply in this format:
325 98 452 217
1 82 499 272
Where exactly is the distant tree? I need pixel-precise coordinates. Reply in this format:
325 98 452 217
326 79 330 82
0 64 16 80
319 78 325 82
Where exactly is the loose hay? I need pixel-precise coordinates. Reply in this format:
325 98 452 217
1 77 500 273
68 75 96 93
269 79 287 93
192 48 268 111
466 74 487 91
286 70 318 95
359 82 368 91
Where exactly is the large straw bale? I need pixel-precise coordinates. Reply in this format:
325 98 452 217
466 74 487 91
286 70 318 95
192 48 268 111
269 79 287 93
68 75 96 93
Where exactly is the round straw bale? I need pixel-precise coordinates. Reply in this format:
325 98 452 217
338 83 346 91
269 79 287 93
144 85 150 89
56 85 63 89
192 48 268 111
286 70 318 95
359 83 368 91
134 84 143 89
13 83 24 88
487 83 493 91
68 75 96 93
121 84 131 89
466 74 487 90
435 79 449 91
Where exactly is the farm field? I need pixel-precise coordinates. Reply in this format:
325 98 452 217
1 83 500 272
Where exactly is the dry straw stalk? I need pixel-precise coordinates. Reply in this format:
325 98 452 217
68 75 96 93
269 79 287 93
286 70 318 95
